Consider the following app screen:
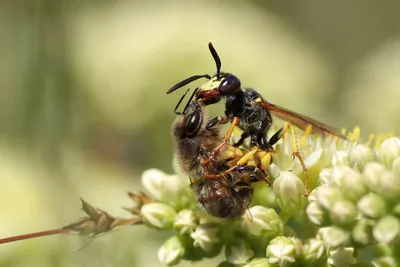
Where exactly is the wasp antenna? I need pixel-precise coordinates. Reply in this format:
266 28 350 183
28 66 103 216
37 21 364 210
182 88 198 114
167 74 211 94
173 88 191 114
208 42 221 77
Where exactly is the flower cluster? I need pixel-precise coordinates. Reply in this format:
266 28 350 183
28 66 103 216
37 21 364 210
306 137 400 267
133 131 400 266
38 131 399 267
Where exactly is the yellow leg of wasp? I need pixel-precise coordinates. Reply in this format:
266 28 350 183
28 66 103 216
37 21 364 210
201 117 240 167
279 122 309 196
205 146 273 186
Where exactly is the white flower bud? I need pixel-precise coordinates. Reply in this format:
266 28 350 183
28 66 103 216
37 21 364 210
141 203 176 229
306 188 318 203
352 218 374 245
190 225 220 252
266 236 296 267
357 193 387 219
142 169 167 200
306 202 328 226
318 227 350 247
373 215 400 244
329 200 357 227
160 174 195 210
241 206 282 237
302 238 325 262
364 162 400 199
174 209 197 234
348 144 376 171
225 240 254 265
314 186 342 210
331 166 366 201
274 171 306 216
379 137 400 168
327 247 356 267
318 168 333 186
158 236 184 266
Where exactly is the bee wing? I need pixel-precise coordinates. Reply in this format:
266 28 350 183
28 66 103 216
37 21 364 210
219 173 253 221
258 99 347 140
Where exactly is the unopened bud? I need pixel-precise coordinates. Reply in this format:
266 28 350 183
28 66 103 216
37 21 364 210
190 225 221 252
266 236 296 267
160 174 195 210
141 203 176 229
327 247 356 267
318 168 333 186
373 215 400 244
329 199 357 227
357 193 387 219
274 171 306 216
306 202 328 226
302 238 324 262
241 206 282 237
364 163 400 199
174 209 197 234
158 236 184 266
352 218 374 245
314 186 342 210
379 137 400 168
142 169 167 200
318 227 350 248
225 240 254 265
331 166 366 202
348 144 376 171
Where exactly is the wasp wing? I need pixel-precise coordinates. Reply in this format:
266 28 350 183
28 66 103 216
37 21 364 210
258 99 347 140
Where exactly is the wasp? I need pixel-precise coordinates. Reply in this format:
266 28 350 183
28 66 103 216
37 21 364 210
167 43 347 195
172 90 274 218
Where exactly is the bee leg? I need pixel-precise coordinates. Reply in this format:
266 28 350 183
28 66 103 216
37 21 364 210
205 116 229 130
237 165 272 187
205 146 260 178
202 117 240 167
268 123 309 196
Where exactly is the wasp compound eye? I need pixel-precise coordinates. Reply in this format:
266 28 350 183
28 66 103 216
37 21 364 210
185 110 203 137
219 75 241 95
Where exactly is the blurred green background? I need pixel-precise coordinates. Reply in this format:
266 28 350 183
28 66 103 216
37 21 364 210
1 0 400 266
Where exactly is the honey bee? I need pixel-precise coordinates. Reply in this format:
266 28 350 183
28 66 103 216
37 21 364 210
172 91 272 218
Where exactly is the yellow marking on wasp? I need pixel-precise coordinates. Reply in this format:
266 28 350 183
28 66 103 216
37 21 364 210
199 77 222 91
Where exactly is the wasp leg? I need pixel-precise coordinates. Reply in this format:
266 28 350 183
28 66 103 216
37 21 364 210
232 132 250 147
268 122 309 196
205 116 229 130
237 165 272 187
205 146 258 178
202 117 240 167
